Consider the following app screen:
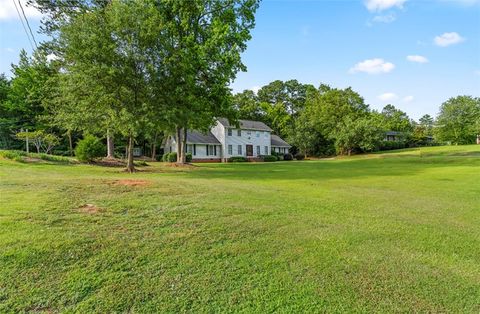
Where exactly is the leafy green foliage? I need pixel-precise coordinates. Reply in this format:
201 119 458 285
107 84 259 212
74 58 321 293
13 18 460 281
162 152 178 163
186 152 192 163
0 150 72 163
283 153 293 161
75 135 105 162
262 155 277 162
435 96 480 144
295 153 305 160
228 156 248 162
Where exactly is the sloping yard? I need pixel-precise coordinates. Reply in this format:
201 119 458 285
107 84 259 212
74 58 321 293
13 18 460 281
0 145 479 312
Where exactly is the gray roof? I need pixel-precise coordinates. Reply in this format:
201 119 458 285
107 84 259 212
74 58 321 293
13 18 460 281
217 118 272 131
271 134 291 147
386 131 403 136
186 130 221 144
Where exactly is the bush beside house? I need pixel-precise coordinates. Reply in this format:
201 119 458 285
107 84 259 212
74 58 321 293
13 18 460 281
75 135 105 162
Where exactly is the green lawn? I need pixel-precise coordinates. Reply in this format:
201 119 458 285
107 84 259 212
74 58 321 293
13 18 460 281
1 145 479 312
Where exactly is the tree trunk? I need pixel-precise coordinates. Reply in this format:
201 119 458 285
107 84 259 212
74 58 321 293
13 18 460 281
107 130 114 159
181 128 187 163
151 132 158 161
126 135 135 173
151 143 156 161
176 126 183 163
67 130 73 156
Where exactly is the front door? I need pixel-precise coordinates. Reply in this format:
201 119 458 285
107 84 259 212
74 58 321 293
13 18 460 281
246 144 253 157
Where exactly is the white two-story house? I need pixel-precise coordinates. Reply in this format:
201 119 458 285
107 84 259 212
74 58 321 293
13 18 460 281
164 118 291 162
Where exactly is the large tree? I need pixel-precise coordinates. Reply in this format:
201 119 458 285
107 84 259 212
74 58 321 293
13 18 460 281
380 104 413 134
435 96 480 145
155 0 259 163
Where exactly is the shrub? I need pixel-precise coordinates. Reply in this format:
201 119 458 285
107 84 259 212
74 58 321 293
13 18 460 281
295 153 305 160
162 152 169 162
167 152 177 162
228 156 248 162
75 135 105 162
186 152 192 162
262 155 277 162
0 150 26 161
379 141 407 151
283 153 293 161
135 160 148 167
37 153 71 163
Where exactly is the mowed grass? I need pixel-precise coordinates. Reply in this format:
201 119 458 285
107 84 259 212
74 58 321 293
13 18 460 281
0 145 479 312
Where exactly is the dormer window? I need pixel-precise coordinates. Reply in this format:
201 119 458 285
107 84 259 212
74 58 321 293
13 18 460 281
227 128 232 136
256 131 260 138
237 129 241 136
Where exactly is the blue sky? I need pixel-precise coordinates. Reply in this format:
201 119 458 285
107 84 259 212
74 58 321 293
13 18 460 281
1 0 479 119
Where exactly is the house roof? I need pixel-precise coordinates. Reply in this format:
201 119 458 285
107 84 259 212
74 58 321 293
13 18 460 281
186 130 221 144
271 134 291 147
217 118 272 131
386 131 403 136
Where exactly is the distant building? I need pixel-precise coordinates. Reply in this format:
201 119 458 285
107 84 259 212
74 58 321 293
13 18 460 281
385 131 403 142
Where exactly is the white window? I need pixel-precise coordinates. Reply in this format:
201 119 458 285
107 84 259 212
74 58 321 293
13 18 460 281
228 145 232 155
227 128 232 136
256 131 260 138
187 144 193 153
206 145 217 156
238 145 242 155
237 129 241 136
264 131 268 138
264 146 268 155
256 145 260 156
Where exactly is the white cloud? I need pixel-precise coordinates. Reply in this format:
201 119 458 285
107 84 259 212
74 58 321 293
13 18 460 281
403 95 414 102
407 55 429 63
378 93 398 102
372 13 397 23
364 0 407 12
0 0 42 20
434 32 465 47
349 58 395 74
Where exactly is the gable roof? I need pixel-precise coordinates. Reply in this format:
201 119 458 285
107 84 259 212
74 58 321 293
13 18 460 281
217 118 272 131
271 134 291 147
186 130 221 144
386 131 403 136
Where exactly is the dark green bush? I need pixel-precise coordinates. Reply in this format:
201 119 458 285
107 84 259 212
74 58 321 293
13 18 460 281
167 152 177 162
295 153 305 160
1 150 74 163
228 156 248 162
37 153 71 163
162 152 170 162
379 141 407 151
283 153 293 161
186 152 192 162
75 135 105 162
262 155 277 162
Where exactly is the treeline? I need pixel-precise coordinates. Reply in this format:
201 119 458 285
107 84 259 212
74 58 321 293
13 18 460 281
0 0 260 172
233 80 480 156
1 2 479 169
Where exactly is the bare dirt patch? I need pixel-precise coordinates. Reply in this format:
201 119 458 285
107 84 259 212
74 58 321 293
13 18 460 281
77 204 102 214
